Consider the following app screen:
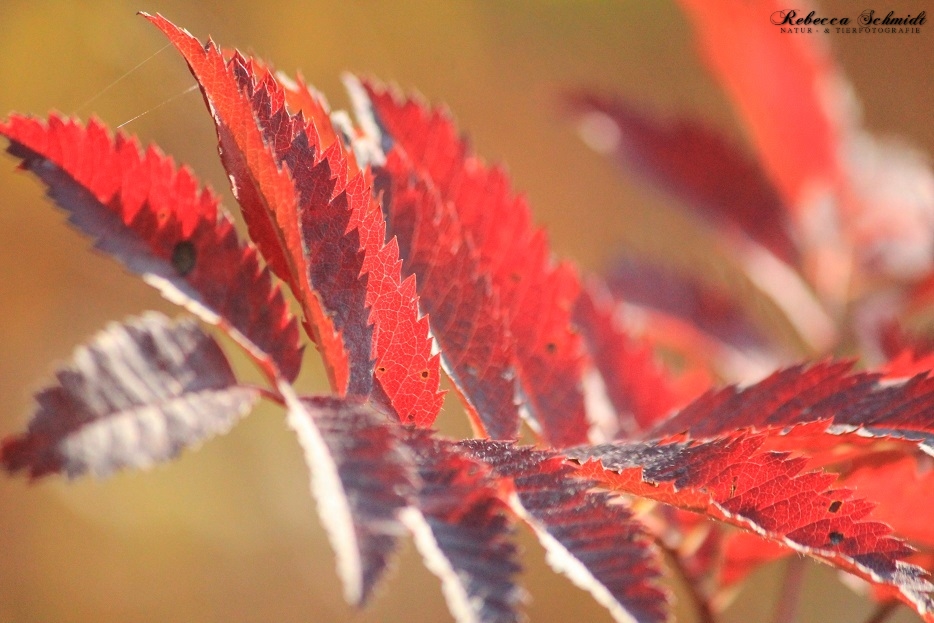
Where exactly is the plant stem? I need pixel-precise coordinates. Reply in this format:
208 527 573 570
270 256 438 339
861 602 900 623
656 538 716 623
771 556 806 623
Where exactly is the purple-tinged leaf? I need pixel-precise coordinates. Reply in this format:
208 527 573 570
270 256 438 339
604 253 772 355
461 440 668 623
648 360 934 457
567 94 797 265
2 312 258 479
281 392 414 605
402 430 523 623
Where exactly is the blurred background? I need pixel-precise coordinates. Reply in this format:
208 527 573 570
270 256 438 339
0 1 931 622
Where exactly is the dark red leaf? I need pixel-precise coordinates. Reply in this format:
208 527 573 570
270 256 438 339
461 440 669 623
2 312 259 479
402 431 523 623
142 12 349 392
148 15 444 425
360 79 588 447
375 148 520 439
282 393 415 605
568 433 934 619
0 114 302 382
567 94 797 265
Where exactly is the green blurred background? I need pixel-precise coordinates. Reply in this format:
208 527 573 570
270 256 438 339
0 1 931 622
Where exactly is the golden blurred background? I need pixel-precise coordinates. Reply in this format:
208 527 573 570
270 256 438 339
0 1 931 622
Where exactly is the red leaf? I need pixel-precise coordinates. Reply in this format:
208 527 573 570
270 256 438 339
568 433 934 619
375 148 520 439
402 431 523 623
461 440 669 623
574 279 708 434
148 15 444 425
360 80 589 447
282 393 415 605
2 313 259 479
843 454 934 551
674 0 843 212
567 94 797 265
142 12 349 392
0 114 302 382
649 361 934 456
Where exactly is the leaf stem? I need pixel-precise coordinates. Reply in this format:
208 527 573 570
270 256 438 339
246 384 286 406
861 602 899 623
771 556 806 623
655 537 717 623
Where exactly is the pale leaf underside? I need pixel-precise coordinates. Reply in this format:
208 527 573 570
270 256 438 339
2 312 259 479
283 393 414 605
402 430 523 623
460 440 669 623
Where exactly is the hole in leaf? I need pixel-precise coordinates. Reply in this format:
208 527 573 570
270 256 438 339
420 369 429 379
545 342 557 354
171 240 197 276
828 531 844 546
829 500 842 513
377 366 386 374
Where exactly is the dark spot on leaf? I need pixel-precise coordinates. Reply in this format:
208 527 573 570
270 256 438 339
377 366 386 374
829 500 842 513
829 531 844 546
406 414 415 422
510 272 521 283
171 241 197 276
545 342 557 354
420 369 429 379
